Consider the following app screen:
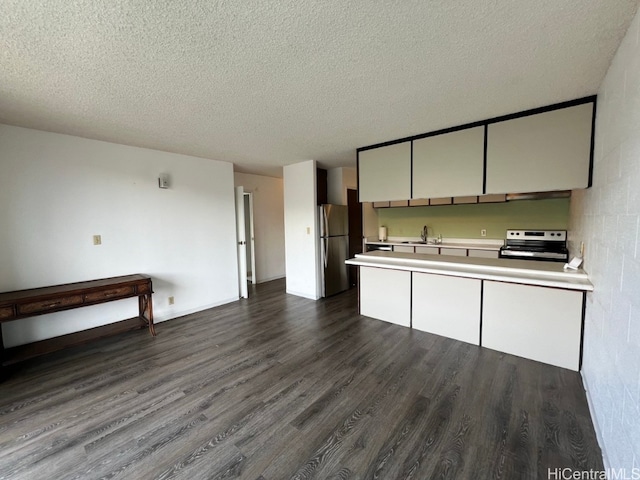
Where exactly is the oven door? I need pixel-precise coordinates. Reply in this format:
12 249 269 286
366 244 392 252
499 247 568 262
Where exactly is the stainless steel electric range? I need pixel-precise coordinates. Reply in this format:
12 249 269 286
499 230 569 263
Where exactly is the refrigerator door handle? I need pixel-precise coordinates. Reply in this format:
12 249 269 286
324 237 329 269
323 206 329 239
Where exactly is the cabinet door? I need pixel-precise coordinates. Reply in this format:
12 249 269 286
360 267 411 327
393 245 415 253
482 281 583 370
412 126 484 198
412 273 481 345
467 249 499 259
415 246 440 255
439 248 467 256
358 142 411 202
429 197 452 205
486 103 594 194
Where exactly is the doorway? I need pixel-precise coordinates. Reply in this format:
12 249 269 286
347 189 363 287
235 186 257 298
243 192 256 285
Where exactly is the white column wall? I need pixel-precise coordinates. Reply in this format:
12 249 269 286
283 160 320 299
570 7 640 470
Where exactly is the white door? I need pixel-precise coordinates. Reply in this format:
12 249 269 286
412 126 484 198
235 186 248 299
485 102 593 194
412 272 481 345
358 141 412 202
245 192 257 285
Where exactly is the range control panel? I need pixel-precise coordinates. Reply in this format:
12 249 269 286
505 230 567 241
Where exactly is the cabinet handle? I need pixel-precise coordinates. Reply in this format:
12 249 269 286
44 302 61 308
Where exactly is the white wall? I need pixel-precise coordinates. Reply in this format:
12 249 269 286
327 168 343 205
234 172 286 283
342 167 357 202
327 167 357 205
283 160 320 299
0 125 239 347
570 8 640 470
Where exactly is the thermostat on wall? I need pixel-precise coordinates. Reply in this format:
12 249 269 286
158 173 170 189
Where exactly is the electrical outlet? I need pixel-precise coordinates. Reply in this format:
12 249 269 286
306 227 310 234
93 235 102 245
480 229 487 237
168 296 175 305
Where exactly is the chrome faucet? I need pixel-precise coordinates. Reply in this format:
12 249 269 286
420 225 428 242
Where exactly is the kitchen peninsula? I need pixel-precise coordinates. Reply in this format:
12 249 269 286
346 251 593 371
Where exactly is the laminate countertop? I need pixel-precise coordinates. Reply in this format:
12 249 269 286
346 251 593 292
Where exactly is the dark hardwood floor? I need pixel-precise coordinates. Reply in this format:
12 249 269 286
0 279 602 479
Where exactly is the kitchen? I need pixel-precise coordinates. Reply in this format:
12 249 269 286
344 96 595 372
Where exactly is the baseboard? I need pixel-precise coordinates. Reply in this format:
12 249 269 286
256 274 285 284
286 289 321 300
581 371 609 470
154 297 239 323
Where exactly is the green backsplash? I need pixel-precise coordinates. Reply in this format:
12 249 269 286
377 198 570 239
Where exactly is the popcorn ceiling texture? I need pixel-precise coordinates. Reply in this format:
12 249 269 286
570 7 640 470
1 1 638 176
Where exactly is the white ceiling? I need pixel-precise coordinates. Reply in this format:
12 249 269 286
1 1 638 177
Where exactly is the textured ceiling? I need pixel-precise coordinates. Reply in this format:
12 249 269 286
1 1 638 177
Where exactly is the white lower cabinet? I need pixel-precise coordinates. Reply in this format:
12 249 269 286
411 273 481 345
482 281 583 371
415 245 440 255
357 265 585 370
468 249 499 259
393 245 415 253
439 247 467 256
360 267 411 327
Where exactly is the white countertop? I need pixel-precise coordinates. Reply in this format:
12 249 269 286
365 237 503 251
346 251 593 291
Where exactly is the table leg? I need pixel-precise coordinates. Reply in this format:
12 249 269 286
0 325 6 379
0 325 4 360
146 294 155 336
138 295 156 337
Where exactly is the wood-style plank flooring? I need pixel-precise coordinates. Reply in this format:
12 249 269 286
0 279 602 479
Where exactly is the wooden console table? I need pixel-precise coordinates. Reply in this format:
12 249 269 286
0 274 154 368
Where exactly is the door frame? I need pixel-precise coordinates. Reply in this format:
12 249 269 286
235 186 249 298
244 192 257 285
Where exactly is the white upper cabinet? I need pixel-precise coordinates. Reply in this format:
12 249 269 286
357 99 594 202
412 126 484 198
486 103 594 194
358 141 411 202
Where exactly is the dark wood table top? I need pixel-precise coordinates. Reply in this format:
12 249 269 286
0 274 151 304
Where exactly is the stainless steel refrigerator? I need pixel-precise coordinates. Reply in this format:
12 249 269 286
319 204 349 297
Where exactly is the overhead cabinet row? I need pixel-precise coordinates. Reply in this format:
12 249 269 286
358 99 595 202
